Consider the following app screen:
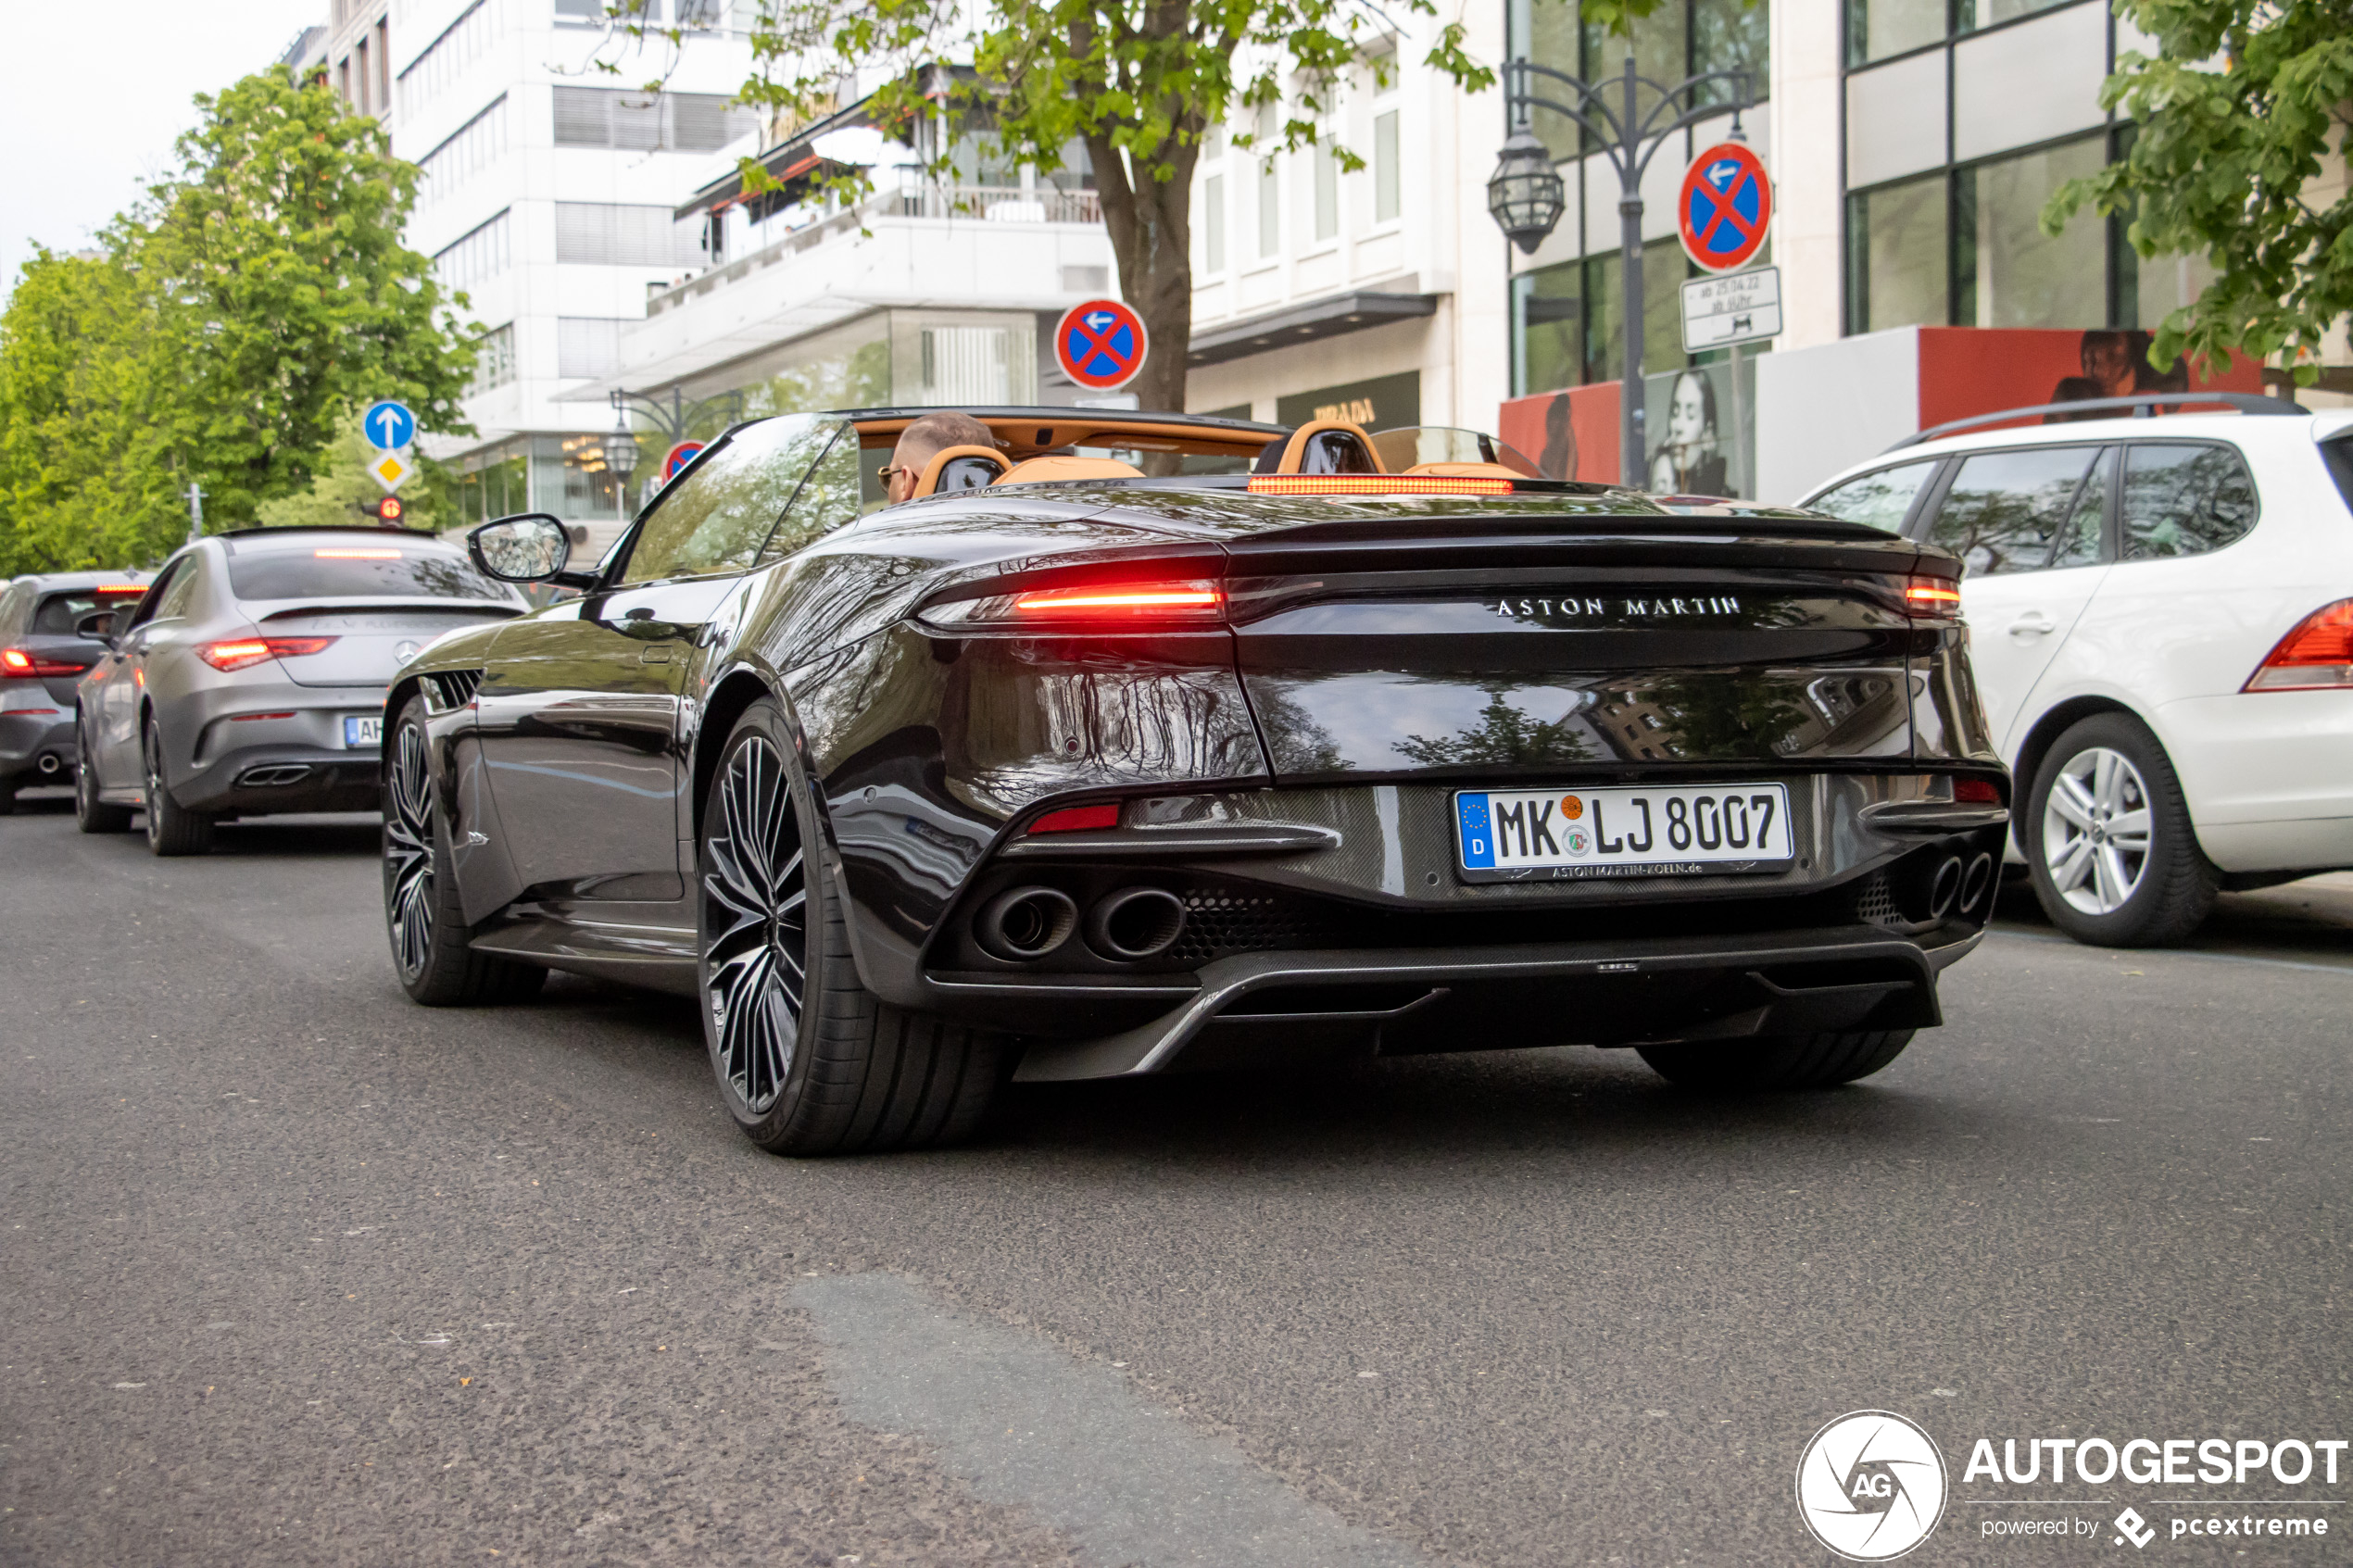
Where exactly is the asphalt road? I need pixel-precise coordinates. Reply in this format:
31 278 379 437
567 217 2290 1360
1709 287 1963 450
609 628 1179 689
2 794 2347 1566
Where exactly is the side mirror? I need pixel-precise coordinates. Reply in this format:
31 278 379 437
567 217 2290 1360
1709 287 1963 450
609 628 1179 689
469 513 592 586
75 609 120 647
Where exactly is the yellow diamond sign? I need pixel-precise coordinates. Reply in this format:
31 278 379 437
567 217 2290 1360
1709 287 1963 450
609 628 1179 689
372 452 410 493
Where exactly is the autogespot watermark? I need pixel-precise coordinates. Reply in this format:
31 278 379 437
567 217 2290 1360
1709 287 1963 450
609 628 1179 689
1796 1412 2346 1556
1797 1411 1950 1561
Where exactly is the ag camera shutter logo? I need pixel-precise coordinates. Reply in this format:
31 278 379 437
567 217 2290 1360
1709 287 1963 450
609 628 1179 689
1796 1410 1948 1561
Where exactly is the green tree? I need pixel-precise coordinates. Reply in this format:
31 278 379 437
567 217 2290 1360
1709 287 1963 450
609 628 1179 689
2044 0 2353 383
0 68 477 572
0 249 168 571
604 0 1491 418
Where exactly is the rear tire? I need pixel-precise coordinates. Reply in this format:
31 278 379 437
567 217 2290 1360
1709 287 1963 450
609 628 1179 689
698 698 1003 1156
75 719 132 834
383 696 546 1006
142 720 211 857
2023 712 2217 947
1638 1030 1916 1091
0 782 15 816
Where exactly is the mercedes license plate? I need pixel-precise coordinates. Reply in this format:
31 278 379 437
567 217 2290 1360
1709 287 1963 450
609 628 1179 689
343 715 383 749
1455 784 1793 880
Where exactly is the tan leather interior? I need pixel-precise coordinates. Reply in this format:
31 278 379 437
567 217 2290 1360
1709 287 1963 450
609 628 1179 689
1275 419 1386 474
854 415 1277 463
1403 461 1526 480
912 444 1010 497
993 454 1146 485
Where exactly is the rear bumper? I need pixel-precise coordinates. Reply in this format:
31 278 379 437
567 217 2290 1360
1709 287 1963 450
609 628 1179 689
0 709 75 784
997 921 1980 1082
2158 691 2353 872
172 742 382 814
160 684 387 815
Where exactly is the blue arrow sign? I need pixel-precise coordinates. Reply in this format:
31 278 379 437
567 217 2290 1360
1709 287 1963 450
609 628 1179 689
364 399 417 451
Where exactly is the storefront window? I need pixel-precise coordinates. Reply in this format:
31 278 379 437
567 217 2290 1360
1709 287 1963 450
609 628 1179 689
1957 0 2077 32
539 435 630 522
1581 240 1692 386
1847 173 1948 332
1513 263 1584 398
451 442 530 526
1847 0 1948 66
1955 136 2106 328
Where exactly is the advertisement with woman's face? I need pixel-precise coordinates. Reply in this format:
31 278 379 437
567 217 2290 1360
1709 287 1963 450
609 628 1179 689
1643 359 1751 498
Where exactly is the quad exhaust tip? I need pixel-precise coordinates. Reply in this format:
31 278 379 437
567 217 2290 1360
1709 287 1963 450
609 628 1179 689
975 885 1078 961
1929 855 1965 920
1958 852 1994 915
1085 886 1188 961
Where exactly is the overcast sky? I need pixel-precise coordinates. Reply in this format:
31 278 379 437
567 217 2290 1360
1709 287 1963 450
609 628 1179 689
0 1 325 296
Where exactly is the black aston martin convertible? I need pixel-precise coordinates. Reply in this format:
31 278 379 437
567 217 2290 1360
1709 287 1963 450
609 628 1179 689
383 407 2007 1155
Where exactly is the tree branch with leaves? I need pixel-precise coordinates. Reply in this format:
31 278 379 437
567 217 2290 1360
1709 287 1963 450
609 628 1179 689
604 0 1492 414
2044 0 2353 383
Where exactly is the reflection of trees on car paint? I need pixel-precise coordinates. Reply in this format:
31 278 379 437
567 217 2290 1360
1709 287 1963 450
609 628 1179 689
1643 672 1816 762
1242 687 1348 774
1397 689 1597 768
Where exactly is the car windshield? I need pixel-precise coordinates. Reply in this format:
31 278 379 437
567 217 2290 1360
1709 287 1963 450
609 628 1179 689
228 545 513 602
33 586 147 635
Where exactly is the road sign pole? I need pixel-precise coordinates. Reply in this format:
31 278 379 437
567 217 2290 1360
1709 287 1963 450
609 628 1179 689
184 481 205 546
1730 341 1745 495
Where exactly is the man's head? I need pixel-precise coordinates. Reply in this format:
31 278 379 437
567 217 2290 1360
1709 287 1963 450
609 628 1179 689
884 410 1000 504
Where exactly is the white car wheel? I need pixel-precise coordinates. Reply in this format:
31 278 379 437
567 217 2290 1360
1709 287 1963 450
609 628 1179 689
2039 745 2153 916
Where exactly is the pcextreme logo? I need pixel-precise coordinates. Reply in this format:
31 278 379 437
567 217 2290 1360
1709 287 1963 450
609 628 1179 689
1797 1410 1950 1561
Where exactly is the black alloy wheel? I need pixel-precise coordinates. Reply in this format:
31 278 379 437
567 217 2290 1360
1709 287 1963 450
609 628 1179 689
2022 711 2219 947
382 696 544 1005
698 698 1003 1156
75 716 132 834
142 719 212 856
1638 1030 1917 1091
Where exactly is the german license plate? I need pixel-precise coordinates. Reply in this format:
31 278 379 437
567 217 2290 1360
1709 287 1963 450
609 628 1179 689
1455 783 1793 879
343 715 383 748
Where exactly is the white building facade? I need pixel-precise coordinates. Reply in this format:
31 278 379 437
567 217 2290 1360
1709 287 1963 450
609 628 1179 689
317 0 760 530
1184 0 2321 501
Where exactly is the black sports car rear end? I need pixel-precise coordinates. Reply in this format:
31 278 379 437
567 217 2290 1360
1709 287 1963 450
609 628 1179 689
384 409 2005 1155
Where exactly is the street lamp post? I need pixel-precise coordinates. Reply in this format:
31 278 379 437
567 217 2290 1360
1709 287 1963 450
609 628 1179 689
1487 56 1754 488
608 386 746 509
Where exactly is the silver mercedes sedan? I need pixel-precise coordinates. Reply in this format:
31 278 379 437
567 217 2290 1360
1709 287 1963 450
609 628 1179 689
73 525 527 855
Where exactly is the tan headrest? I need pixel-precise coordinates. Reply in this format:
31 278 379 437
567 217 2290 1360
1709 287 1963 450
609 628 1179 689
994 455 1145 485
1276 419 1386 474
913 444 1009 497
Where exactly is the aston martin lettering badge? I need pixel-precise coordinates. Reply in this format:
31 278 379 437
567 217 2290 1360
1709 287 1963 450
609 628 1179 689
1494 595 1743 620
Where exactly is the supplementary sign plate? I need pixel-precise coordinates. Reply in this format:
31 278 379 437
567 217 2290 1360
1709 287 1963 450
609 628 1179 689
1681 267 1782 353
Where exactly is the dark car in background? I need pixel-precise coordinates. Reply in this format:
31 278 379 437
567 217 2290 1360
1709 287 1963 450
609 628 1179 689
73 526 527 855
0 572 153 812
380 406 2008 1158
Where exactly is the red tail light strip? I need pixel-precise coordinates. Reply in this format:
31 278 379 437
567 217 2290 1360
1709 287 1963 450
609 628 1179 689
1904 578 1962 617
1007 583 1226 619
1248 475 1514 496
0 648 93 678
196 636 339 672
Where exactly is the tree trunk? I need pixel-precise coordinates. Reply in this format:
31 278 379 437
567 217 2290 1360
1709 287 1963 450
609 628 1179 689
1086 128 1198 420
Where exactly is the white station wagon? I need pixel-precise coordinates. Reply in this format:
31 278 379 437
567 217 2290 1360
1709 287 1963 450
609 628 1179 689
1800 395 2353 947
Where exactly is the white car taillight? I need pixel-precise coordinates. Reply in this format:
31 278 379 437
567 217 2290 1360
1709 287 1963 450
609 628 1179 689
2245 599 2353 691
